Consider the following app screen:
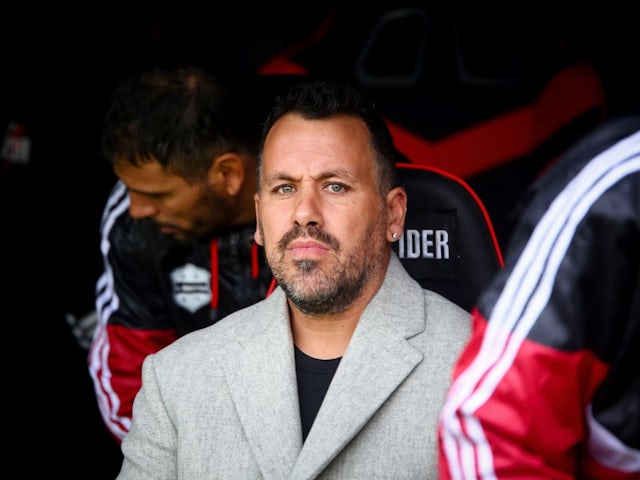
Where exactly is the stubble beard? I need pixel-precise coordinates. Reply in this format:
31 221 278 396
265 223 387 315
188 186 235 239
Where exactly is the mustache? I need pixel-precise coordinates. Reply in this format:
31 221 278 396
278 225 340 252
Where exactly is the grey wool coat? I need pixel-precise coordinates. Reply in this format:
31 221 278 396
117 253 471 480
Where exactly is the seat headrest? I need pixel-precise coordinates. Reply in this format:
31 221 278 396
394 163 503 311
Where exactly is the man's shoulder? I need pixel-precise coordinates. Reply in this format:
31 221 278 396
422 288 471 343
105 214 166 261
423 288 469 318
159 289 282 356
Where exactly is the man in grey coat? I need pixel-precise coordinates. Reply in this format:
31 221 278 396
117 79 471 479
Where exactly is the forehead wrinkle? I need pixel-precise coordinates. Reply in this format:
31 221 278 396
262 170 297 186
317 167 358 183
262 167 359 186
261 115 374 188
266 142 345 169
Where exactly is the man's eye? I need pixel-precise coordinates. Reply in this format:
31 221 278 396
328 183 346 193
277 185 295 194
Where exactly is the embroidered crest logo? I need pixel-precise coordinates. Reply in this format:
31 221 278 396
170 263 211 313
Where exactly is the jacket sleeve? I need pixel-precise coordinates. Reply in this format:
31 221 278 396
88 182 177 443
438 122 640 479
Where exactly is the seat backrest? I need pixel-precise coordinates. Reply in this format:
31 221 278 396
393 163 504 311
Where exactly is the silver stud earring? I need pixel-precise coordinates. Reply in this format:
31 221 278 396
391 232 398 239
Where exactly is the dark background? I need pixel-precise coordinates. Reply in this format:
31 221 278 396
2 4 638 477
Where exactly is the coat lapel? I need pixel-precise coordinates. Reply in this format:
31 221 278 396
223 288 303 480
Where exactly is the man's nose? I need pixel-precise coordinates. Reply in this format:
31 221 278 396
292 186 323 227
128 193 158 219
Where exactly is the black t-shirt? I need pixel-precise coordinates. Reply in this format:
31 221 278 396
294 346 341 441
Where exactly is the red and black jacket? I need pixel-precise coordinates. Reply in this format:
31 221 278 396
439 115 640 479
88 181 274 442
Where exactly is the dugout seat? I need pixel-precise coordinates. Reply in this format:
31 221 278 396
394 162 503 311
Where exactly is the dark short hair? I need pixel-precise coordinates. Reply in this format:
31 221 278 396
258 79 401 195
101 67 263 183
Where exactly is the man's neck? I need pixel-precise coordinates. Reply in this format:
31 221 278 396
289 293 372 360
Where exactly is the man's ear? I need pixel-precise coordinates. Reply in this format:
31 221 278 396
208 153 245 196
386 186 407 242
253 192 263 246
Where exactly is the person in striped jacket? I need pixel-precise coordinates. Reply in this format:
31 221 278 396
89 67 277 443
439 114 640 479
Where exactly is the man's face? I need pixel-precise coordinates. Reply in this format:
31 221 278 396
255 113 390 315
114 158 231 241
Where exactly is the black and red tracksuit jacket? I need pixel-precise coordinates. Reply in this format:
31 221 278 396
439 115 640 479
88 181 274 442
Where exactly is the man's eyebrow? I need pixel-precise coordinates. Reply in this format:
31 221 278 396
262 171 298 184
126 186 168 196
263 168 357 184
